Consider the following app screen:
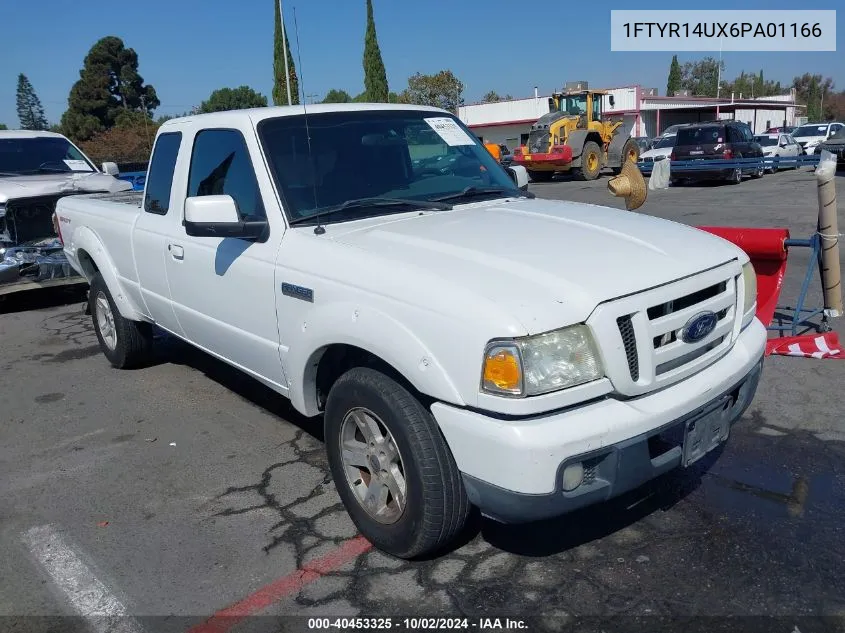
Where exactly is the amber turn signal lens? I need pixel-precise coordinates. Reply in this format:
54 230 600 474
482 346 521 394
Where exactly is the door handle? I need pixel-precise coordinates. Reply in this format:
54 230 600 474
168 244 184 260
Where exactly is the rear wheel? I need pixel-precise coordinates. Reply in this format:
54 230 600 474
89 272 153 369
527 170 554 182
324 367 471 559
727 166 742 185
751 162 764 178
573 141 602 180
612 138 640 174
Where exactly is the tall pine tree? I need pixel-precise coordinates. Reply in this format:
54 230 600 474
60 36 159 142
362 0 388 102
666 55 682 96
272 0 299 105
16 74 49 130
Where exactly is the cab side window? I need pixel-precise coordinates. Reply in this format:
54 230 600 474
187 129 265 219
144 132 182 215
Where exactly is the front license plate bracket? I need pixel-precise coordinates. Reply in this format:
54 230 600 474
682 398 732 467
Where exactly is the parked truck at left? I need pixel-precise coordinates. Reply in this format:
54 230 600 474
0 130 130 296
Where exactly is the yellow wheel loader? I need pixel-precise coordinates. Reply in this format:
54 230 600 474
512 87 640 182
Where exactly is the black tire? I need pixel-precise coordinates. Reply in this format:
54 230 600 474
751 162 764 179
527 170 553 182
612 138 640 174
727 166 742 185
89 272 153 369
324 367 470 559
573 141 602 180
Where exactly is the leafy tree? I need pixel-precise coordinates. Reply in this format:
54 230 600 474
362 0 388 102
322 89 352 103
0 123 7 130
16 74 49 130
679 57 725 97
79 122 158 165
666 55 682 96
482 91 501 103
823 91 845 121
199 86 268 113
60 36 159 142
792 73 835 121
273 0 299 105
399 70 464 112
724 70 782 99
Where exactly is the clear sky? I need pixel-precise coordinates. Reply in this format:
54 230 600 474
1 0 842 127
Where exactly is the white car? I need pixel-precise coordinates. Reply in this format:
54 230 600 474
53 104 766 559
0 130 129 295
753 133 801 172
792 122 845 155
638 135 676 171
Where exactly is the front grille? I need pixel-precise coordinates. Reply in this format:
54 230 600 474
2 195 67 246
616 315 639 381
527 130 550 154
590 264 739 397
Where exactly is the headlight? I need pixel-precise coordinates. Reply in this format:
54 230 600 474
481 325 604 397
742 261 757 318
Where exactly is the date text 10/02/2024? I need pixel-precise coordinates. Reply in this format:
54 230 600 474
307 618 529 630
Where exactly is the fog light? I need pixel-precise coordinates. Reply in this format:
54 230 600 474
562 462 584 492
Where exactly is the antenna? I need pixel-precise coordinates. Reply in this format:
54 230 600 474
292 6 324 235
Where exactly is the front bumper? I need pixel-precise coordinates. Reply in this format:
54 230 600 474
0 238 84 296
513 147 574 171
431 318 766 523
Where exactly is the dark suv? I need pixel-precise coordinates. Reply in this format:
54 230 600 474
670 121 764 185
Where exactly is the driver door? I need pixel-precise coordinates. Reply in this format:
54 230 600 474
163 125 287 388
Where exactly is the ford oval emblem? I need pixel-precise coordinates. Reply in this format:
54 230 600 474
681 311 718 343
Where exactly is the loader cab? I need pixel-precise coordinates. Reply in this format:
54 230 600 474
549 90 613 127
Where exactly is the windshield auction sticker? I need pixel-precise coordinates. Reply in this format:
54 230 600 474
610 10 836 51
63 159 94 171
424 117 476 146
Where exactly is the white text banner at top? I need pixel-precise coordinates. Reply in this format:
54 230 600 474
610 10 836 52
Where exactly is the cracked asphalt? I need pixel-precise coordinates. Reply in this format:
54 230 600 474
1 167 844 633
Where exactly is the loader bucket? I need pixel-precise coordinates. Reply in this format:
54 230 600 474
696 226 789 328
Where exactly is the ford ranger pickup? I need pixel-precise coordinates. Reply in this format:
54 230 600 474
53 104 766 559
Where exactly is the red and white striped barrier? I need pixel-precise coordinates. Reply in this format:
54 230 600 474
766 331 845 359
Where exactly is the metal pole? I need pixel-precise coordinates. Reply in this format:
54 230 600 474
280 0 292 106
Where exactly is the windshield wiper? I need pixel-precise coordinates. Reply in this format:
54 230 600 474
289 197 452 226
430 186 534 203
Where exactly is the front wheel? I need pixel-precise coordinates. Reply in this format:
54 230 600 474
573 141 602 180
324 367 470 559
89 272 153 369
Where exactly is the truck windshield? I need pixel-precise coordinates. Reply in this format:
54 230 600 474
256 110 520 224
0 137 96 176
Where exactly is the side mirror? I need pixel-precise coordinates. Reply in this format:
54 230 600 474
507 165 530 191
101 161 119 176
184 195 268 241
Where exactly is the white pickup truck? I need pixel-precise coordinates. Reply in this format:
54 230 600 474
54 104 766 559
0 129 128 295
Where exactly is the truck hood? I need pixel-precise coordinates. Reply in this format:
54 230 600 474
326 198 744 333
0 172 131 204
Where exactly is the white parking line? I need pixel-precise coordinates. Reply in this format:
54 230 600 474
22 524 144 633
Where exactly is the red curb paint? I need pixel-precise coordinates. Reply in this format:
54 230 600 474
186 536 372 633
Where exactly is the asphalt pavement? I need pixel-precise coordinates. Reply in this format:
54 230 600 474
1 166 844 633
